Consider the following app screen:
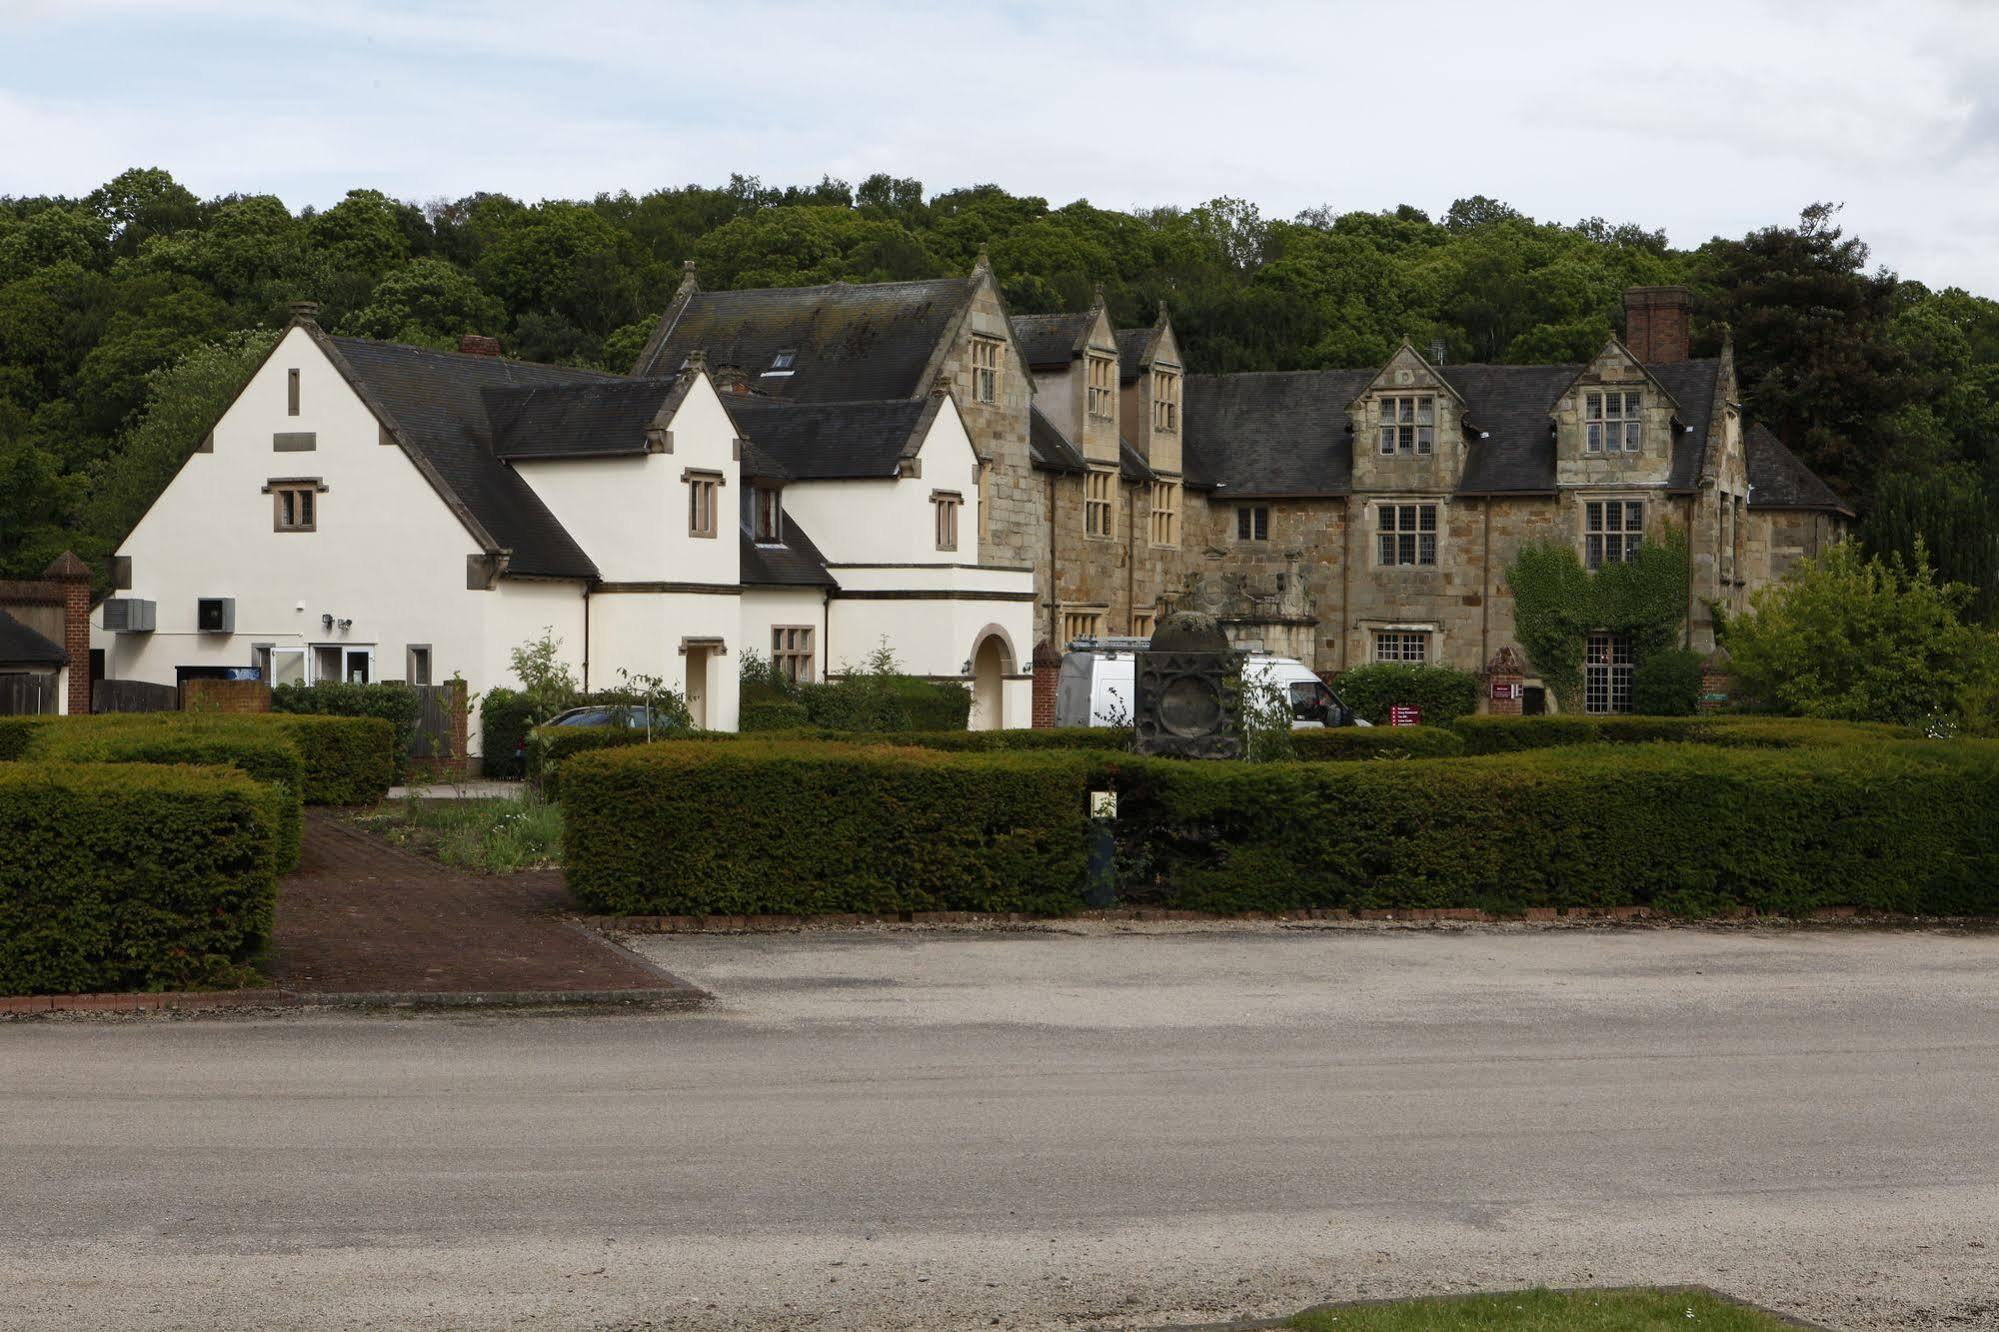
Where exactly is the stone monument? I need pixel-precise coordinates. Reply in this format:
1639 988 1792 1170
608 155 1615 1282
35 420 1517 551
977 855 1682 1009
1134 611 1245 759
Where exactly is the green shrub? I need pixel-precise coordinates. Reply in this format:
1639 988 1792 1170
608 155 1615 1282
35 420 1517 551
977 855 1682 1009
272 681 424 777
0 762 283 994
1105 741 1999 916
526 725 656 799
258 714 397 805
479 687 538 777
561 740 1093 916
739 691 812 732
1449 714 1910 754
1448 715 1603 753
24 718 306 870
1331 664 1483 725
0 716 50 760
1631 649 1705 715
1288 725 1465 761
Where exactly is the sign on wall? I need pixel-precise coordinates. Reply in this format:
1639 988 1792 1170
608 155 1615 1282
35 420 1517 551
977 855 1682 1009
1388 705 1422 727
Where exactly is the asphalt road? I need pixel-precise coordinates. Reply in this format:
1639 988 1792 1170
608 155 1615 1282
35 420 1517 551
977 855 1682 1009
3 924 1997 1331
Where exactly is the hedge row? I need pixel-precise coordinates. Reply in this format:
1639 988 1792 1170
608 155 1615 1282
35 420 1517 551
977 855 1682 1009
1106 742 1999 916
527 725 655 799
560 740 1093 916
0 762 284 994
271 680 424 779
23 719 306 870
1446 714 1907 754
1288 726 1465 761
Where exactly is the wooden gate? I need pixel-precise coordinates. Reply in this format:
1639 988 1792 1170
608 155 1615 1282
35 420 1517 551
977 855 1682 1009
409 684 452 760
0 673 56 715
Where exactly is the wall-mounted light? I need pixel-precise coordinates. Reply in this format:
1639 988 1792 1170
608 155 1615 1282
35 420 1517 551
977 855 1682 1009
320 613 333 629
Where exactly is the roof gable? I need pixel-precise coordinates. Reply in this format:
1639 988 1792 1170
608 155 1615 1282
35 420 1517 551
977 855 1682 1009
487 378 686 461
722 396 932 480
1351 340 1465 410
1746 423 1851 513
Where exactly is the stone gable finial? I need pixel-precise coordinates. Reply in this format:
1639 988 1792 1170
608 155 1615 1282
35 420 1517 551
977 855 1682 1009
931 373 953 399
678 348 708 383
287 299 321 324
1156 299 1169 325
972 243 991 275
675 259 700 297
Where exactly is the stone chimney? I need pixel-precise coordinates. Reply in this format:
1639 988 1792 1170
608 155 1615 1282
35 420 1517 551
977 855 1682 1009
42 551 92 716
287 299 321 323
1624 285 1691 364
713 364 749 394
458 334 503 357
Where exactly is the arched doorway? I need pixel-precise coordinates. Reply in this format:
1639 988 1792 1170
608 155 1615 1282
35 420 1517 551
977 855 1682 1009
969 626 1015 731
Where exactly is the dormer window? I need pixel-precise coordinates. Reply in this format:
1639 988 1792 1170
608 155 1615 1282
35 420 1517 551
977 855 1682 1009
1378 396 1434 455
763 349 796 377
1152 369 1179 432
1087 354 1116 420
752 486 783 543
1586 391 1642 452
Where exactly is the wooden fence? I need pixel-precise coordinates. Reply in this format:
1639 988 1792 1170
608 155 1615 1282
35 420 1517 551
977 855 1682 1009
93 679 180 713
0 673 56 715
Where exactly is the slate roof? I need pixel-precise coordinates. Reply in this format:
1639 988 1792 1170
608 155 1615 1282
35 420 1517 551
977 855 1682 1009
1010 312 1095 370
1184 358 1725 498
1119 438 1157 483
1028 404 1084 472
324 336 612 579
1183 370 1366 497
1116 328 1154 382
722 396 930 480
0 607 64 665
486 379 682 460
740 521 835 587
631 277 975 400
1747 423 1851 512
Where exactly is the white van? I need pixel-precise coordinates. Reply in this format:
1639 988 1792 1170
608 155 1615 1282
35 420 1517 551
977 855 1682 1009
1055 640 1366 729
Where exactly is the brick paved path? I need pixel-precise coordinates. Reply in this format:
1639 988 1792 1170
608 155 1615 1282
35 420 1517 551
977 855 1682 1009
272 812 685 998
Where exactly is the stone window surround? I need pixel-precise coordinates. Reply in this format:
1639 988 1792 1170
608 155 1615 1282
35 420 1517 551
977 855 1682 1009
405 643 433 686
1585 631 1634 714
1580 495 1646 569
970 336 1004 405
1374 499 1443 567
1235 503 1271 543
931 489 963 552
1584 388 1644 454
1086 352 1117 420
1083 467 1116 541
1148 479 1180 548
771 624 815 684
684 467 724 539
1152 367 1180 433
1375 394 1436 456
751 483 784 544
1060 605 1107 645
263 477 328 532
1357 619 1442 668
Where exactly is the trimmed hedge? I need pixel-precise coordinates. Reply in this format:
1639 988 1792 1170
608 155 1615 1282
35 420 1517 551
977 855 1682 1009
479 687 539 777
0 762 284 994
1106 741 1999 916
0 715 50 760
739 695 812 732
560 740 1093 916
527 724 658 799
271 681 424 777
1331 664 1482 725
259 714 397 804
1447 714 1909 754
24 719 306 870
1288 725 1465 761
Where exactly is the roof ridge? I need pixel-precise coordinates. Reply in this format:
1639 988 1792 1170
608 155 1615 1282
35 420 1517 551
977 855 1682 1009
329 333 626 379
696 273 973 299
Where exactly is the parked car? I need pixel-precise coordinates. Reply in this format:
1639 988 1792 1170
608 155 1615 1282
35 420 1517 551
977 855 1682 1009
1055 641 1365 729
511 704 680 775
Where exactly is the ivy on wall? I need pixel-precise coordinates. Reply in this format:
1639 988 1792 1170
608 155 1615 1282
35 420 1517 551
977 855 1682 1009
1507 528 1690 708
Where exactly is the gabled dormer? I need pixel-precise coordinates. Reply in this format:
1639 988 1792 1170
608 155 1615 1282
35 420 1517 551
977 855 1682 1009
1550 339 1681 489
1348 340 1467 494
1118 302 1183 476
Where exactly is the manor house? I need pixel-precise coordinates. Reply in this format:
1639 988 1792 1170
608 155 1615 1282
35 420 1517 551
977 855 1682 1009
633 262 1849 714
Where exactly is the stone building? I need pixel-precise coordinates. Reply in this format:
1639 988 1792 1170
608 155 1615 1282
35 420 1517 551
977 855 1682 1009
630 268 1849 715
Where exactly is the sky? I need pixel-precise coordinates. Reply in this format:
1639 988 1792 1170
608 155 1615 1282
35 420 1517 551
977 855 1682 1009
4 0 1999 292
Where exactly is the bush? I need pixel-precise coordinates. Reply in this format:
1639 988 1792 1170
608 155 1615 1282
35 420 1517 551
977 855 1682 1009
1448 714 1908 754
259 714 397 805
739 691 812 732
1631 649 1705 715
561 740 1093 916
24 717 306 870
0 762 283 994
1288 726 1465 761
1331 664 1482 726
0 716 50 760
526 725 656 799
272 681 424 777
479 687 539 777
1105 741 1999 916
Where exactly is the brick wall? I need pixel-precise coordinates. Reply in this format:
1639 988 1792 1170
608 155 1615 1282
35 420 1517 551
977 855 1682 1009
1030 642 1059 728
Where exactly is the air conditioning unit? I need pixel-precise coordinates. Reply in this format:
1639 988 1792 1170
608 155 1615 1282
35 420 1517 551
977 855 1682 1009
197 597 236 634
101 598 156 633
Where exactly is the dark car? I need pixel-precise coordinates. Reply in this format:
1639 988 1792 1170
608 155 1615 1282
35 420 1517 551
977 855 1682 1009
511 704 679 775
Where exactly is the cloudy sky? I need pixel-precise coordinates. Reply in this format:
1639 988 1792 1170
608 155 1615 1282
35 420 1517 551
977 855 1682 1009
4 0 1998 291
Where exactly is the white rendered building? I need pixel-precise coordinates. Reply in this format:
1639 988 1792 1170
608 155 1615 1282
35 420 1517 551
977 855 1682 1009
94 317 1034 752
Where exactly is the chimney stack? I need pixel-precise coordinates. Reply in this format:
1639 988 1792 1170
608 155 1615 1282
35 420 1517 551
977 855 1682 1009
1624 285 1691 364
288 299 321 323
458 334 502 357
713 364 749 394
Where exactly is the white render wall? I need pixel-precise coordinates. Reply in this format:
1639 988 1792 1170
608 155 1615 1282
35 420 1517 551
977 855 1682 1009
779 403 983 566
741 587 829 680
825 563 1034 729
95 326 531 742
586 588 741 730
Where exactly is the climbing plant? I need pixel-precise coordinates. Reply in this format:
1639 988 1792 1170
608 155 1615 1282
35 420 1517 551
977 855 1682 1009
1507 528 1690 708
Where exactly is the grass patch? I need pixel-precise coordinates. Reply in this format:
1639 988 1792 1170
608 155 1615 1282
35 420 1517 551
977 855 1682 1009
355 796 562 873
1287 1288 1796 1330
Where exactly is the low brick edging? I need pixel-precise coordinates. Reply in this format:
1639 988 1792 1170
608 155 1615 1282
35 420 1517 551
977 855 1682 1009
0 989 291 1016
584 902 1892 933
0 986 704 1016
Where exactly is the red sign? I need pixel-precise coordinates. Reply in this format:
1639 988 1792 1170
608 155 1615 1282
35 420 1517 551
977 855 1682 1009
1491 679 1520 701
1388 705 1422 727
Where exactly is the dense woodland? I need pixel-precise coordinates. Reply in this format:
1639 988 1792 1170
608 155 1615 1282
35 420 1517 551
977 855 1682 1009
2 168 1996 619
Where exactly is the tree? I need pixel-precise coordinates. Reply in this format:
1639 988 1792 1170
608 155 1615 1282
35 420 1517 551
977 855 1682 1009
1862 466 1999 625
1718 540 1999 728
341 258 505 348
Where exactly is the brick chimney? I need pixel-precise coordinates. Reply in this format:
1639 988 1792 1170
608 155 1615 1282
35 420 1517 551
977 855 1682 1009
42 551 92 716
458 334 502 357
713 364 749 394
1624 285 1691 364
